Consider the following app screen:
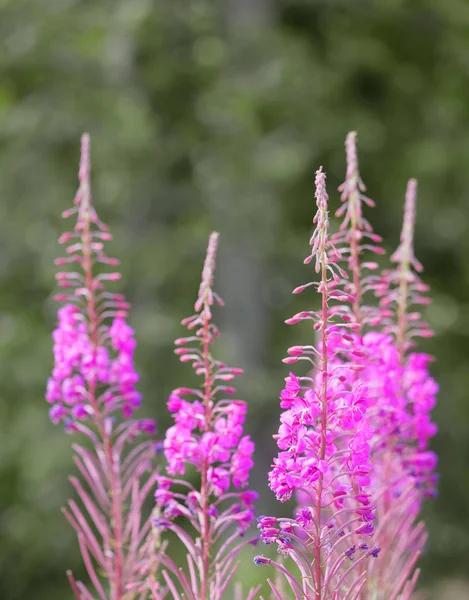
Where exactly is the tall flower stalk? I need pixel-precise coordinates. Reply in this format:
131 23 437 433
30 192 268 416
325 138 438 597
47 135 158 599
151 233 259 600
365 179 438 598
256 168 379 600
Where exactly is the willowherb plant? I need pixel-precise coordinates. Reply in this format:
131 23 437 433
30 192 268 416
46 134 159 600
322 135 438 598
255 168 380 599
151 232 260 600
44 132 439 600
364 179 438 599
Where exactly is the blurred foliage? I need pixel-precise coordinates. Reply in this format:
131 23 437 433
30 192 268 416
0 0 469 598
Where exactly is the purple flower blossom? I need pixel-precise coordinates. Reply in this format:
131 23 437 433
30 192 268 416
46 305 141 423
258 167 377 599
153 233 259 600
46 134 158 599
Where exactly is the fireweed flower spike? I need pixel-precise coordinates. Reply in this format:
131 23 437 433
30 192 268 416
328 140 437 597
47 134 158 599
257 168 379 600
332 131 386 329
152 233 260 600
372 179 437 501
332 143 437 497
364 180 438 599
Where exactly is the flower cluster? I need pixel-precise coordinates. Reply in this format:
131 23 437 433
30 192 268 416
257 168 378 599
46 135 158 600
46 306 141 424
327 139 438 501
326 331 438 498
270 368 375 534
152 233 259 600
159 233 255 514
43 132 439 600
255 136 438 600
164 389 254 495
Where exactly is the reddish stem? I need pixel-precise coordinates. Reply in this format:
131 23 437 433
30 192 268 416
199 308 212 600
349 202 362 329
79 158 125 600
314 204 329 600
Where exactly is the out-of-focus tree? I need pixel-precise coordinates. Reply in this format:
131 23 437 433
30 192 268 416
0 1 468 598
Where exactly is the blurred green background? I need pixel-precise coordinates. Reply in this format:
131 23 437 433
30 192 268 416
1 0 469 598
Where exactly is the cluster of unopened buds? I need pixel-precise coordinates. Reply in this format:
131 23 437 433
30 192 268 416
43 132 438 600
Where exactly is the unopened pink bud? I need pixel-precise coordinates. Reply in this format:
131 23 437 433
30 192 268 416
174 348 190 355
293 285 306 294
181 316 195 326
174 387 195 395
62 208 77 219
418 329 434 338
283 357 298 364
288 346 303 356
58 232 74 244
102 257 120 266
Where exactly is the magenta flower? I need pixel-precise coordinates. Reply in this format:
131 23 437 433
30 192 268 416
47 134 158 600
152 233 260 600
46 306 141 423
363 179 438 598
257 168 377 599
318 136 438 598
